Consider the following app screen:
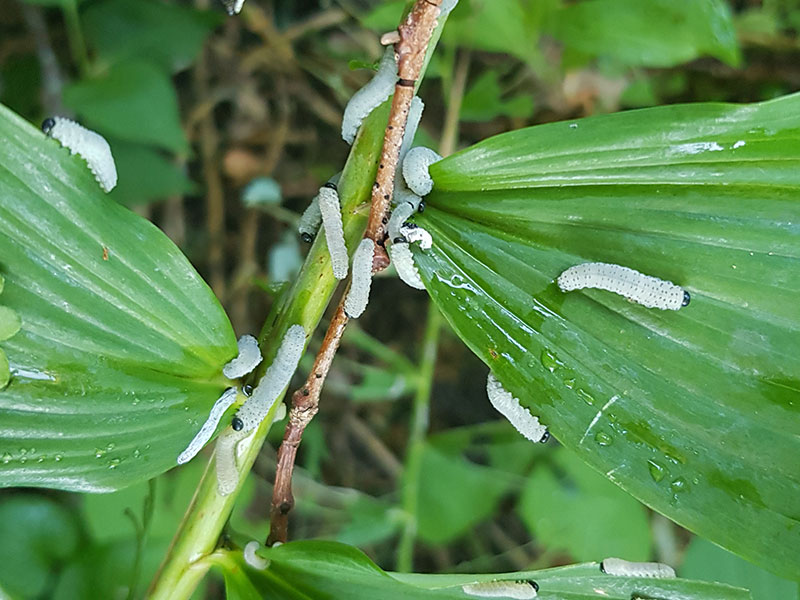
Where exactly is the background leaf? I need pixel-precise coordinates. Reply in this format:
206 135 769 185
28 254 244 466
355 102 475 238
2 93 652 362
0 103 236 491
63 61 188 153
411 93 800 577
214 540 751 600
548 0 741 68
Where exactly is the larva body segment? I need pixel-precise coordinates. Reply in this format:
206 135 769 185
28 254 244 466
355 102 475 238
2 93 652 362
232 325 306 433
394 186 423 212
600 557 676 579
341 48 397 145
176 387 238 465
299 173 341 243
461 580 538 599
220 0 245 15
317 184 349 279
222 334 263 380
389 242 425 290
43 117 118 192
215 427 248 496
557 262 689 311
243 541 270 570
402 146 441 197
399 224 433 250
388 202 416 242
344 239 375 319
298 197 322 243
486 373 548 443
397 96 425 170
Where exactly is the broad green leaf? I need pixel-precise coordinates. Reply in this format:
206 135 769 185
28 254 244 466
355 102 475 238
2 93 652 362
212 540 750 599
0 103 237 491
411 93 800 578
108 140 196 206
83 0 219 73
681 537 799 600
548 0 740 68
460 70 535 123
518 447 652 562
416 443 512 544
0 495 80 599
64 61 188 153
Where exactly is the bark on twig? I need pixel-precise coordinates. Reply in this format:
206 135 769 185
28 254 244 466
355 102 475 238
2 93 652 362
267 0 443 545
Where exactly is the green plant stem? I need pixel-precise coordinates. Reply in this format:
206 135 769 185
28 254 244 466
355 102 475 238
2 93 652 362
396 304 442 572
62 0 90 77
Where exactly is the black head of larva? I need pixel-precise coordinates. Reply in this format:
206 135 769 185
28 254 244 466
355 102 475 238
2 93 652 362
323 181 337 190
242 384 253 396
599 560 608 574
231 417 244 431
525 580 540 592
539 431 550 444
41 118 56 134
682 290 691 307
417 201 425 213
393 237 405 244
300 232 314 243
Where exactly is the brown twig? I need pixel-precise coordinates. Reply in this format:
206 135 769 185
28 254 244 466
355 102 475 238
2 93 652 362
266 0 443 545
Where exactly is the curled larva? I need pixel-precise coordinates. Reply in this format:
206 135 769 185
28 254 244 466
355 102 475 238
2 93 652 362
42 117 117 192
318 183 349 279
299 173 341 243
402 146 441 197
462 580 538 599
440 0 459 17
388 202 416 242
215 426 248 496
394 185 423 212
231 324 306 433
397 96 425 170
399 224 432 250
389 242 425 290
342 48 397 145
600 558 676 579
486 373 548 443
177 387 238 465
222 334 263 380
243 541 270 570
344 239 375 319
557 262 690 311
220 0 245 15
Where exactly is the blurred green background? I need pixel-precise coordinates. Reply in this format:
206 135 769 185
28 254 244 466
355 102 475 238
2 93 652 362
0 0 798 598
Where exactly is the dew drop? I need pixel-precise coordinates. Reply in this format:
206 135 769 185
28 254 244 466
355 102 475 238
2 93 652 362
576 388 595 406
95 448 106 458
540 349 561 373
1 453 11 464
594 431 613 446
133 449 141 459
54 454 63 462
108 458 121 469
647 459 666 482
563 377 575 389
106 443 116 451
670 477 688 493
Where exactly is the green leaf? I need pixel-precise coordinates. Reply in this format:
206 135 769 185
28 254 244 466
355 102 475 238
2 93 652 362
0 307 21 342
681 537 799 600
412 93 800 578
417 443 512 544
63 61 188 153
83 0 219 73
0 495 80 599
213 540 750 599
460 70 535 123
518 447 652 562
0 102 237 492
108 140 196 206
548 0 741 68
